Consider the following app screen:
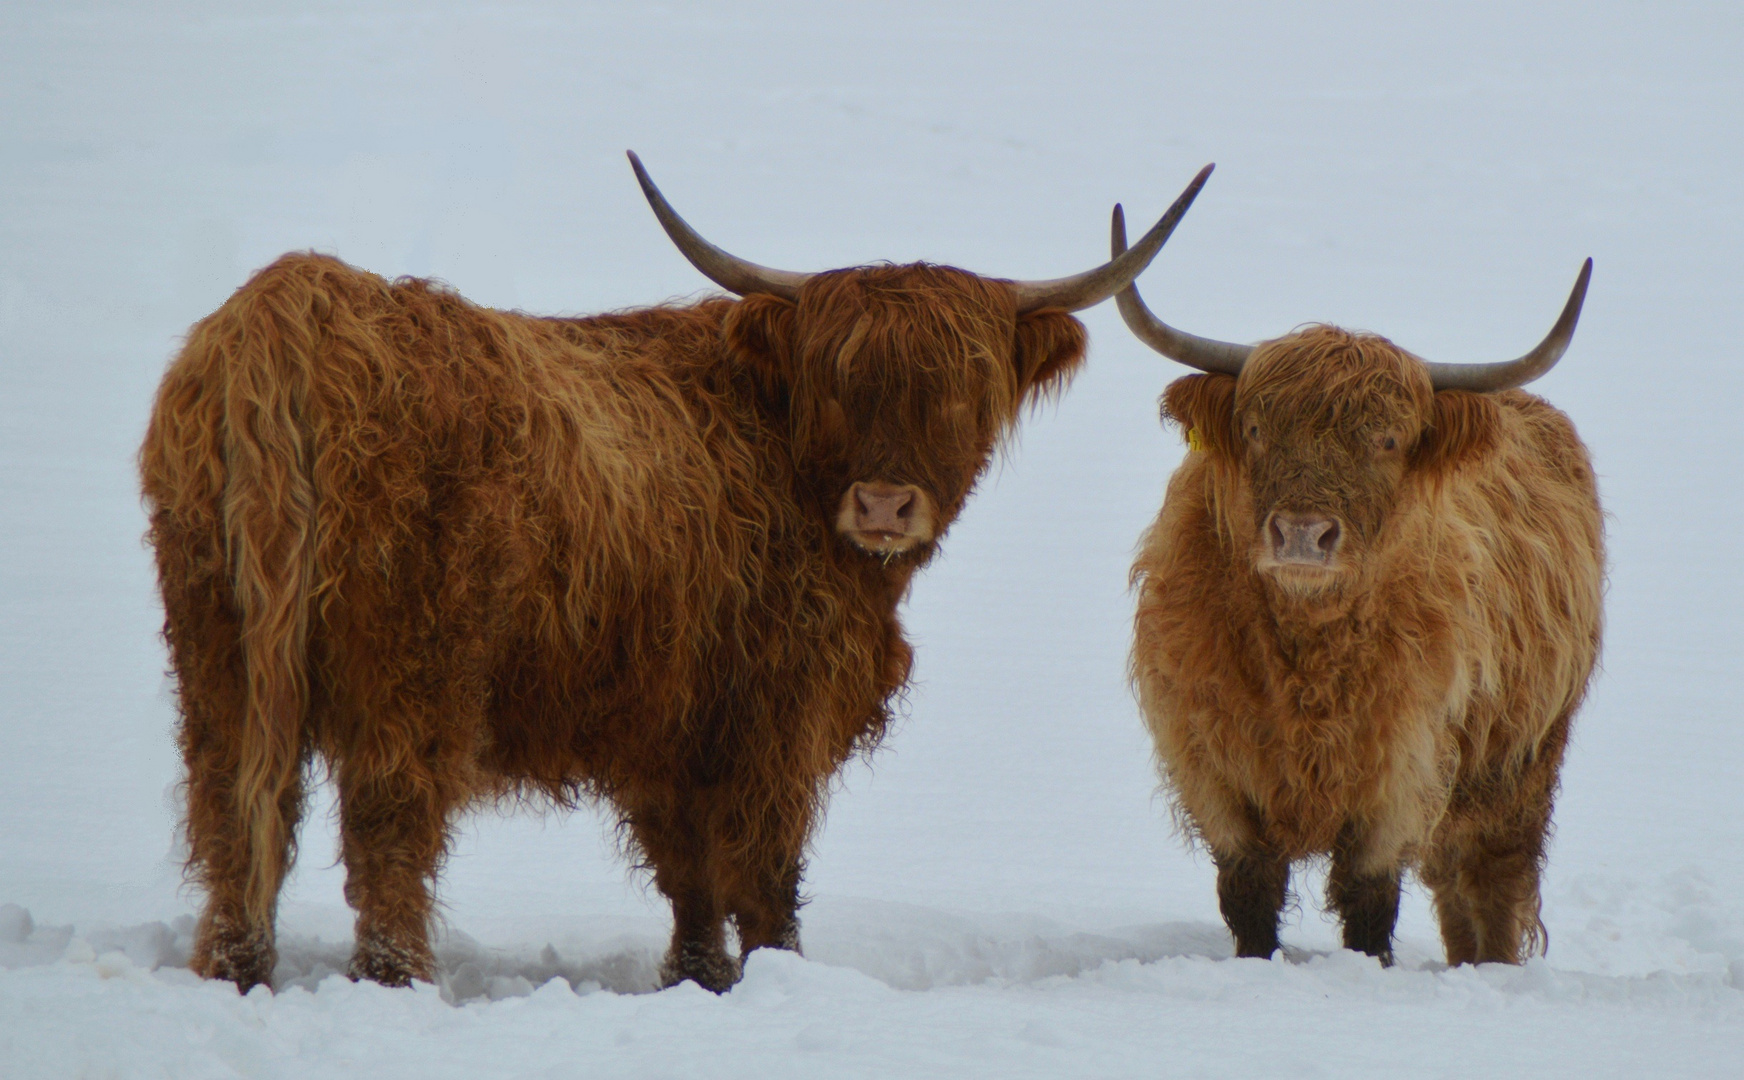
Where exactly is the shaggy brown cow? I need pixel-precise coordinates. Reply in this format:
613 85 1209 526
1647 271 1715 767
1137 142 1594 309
139 155 1212 994
1112 208 1602 966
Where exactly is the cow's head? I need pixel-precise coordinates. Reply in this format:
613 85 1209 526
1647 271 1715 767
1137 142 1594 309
1110 205 1591 604
631 152 1211 562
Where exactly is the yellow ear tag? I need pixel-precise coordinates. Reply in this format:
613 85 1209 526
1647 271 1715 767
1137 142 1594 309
1186 427 1206 453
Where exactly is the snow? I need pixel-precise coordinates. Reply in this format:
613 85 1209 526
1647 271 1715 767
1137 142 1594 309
3 0 1743 1075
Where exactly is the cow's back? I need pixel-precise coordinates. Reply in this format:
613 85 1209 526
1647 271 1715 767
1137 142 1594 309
148 253 788 793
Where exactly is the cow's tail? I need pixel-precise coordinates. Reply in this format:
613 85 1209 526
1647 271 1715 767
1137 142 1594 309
211 261 325 927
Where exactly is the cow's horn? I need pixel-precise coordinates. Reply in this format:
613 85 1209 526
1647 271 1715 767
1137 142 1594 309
628 151 812 300
1420 260 1593 392
1008 164 1215 315
1109 203 1253 376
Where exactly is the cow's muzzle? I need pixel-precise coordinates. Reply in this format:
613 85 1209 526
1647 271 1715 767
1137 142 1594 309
835 482 936 556
1263 510 1343 569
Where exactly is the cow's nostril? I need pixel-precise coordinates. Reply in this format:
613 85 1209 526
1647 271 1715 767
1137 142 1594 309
1317 520 1341 553
892 492 914 518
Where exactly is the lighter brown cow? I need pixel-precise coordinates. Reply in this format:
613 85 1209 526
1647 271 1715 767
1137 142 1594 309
140 156 1210 993
1113 208 1602 965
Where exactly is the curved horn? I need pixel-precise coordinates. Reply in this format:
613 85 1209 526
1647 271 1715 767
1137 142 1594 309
628 151 812 300
1109 203 1253 376
1421 259 1592 391
1009 164 1215 315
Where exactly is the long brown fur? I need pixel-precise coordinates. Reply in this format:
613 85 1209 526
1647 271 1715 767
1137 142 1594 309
1130 325 1602 966
141 253 1086 993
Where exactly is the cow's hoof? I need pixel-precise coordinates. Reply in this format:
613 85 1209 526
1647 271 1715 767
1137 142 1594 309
659 944 742 993
348 930 433 988
197 949 276 994
192 914 276 993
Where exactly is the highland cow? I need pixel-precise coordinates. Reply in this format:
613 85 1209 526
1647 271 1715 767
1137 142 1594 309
1112 208 1602 966
139 155 1211 993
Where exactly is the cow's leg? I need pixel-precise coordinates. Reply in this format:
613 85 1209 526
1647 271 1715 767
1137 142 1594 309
627 789 740 993
1466 831 1546 965
183 730 305 993
160 526 305 993
182 695 306 992
718 790 810 962
1428 713 1570 966
335 749 466 987
327 568 490 988
1327 823 1403 965
728 854 804 959
1423 824 1545 966
1420 833 1480 966
1213 846 1290 959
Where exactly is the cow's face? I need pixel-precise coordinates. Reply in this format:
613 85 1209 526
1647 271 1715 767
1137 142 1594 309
1163 325 1499 604
725 265 1086 561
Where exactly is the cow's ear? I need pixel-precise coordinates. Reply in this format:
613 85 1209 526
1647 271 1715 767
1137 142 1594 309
1161 373 1239 457
723 294 797 389
1014 309 1088 402
1414 390 1501 473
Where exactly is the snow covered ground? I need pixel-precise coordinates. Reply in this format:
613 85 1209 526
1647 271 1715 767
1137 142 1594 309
3 0 1742 1075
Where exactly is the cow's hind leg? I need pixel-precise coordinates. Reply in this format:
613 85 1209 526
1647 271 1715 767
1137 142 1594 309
161 522 306 992
333 743 472 987
1420 834 1480 966
184 732 305 992
181 681 307 991
627 788 740 993
1422 823 1545 965
1426 714 1570 966
1327 823 1402 965
1213 846 1290 959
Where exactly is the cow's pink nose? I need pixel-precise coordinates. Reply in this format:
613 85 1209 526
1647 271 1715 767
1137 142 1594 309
855 487 915 534
1267 511 1342 565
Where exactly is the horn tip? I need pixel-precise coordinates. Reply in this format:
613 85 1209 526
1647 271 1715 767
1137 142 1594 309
1571 258 1594 302
626 150 652 185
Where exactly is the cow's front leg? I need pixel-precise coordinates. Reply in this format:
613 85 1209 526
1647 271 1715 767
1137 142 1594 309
661 886 739 993
730 861 803 959
1327 822 1403 966
627 790 740 993
720 804 808 962
1213 846 1290 959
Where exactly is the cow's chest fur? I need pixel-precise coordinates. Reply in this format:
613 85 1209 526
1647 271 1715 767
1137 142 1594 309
1137 507 1473 862
1221 596 1461 856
